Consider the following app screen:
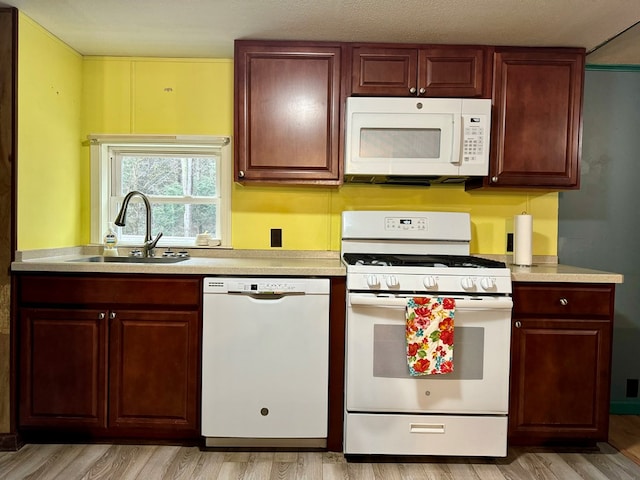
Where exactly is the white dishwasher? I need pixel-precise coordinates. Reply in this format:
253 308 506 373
201 277 330 448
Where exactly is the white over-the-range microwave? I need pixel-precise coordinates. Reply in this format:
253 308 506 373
344 97 492 185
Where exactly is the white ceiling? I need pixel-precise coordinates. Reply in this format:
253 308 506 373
1 0 639 63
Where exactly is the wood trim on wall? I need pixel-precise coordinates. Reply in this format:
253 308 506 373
0 6 18 449
0 433 23 451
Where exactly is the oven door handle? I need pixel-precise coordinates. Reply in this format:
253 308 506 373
349 295 512 310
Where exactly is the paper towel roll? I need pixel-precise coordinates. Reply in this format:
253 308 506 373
514 214 533 266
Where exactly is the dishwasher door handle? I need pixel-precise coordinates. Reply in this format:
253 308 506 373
226 291 305 300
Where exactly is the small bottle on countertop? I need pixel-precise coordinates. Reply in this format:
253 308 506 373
103 223 119 256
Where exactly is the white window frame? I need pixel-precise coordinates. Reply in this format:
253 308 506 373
89 134 232 248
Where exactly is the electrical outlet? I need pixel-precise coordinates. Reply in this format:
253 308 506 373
506 233 514 253
626 378 639 398
270 228 282 248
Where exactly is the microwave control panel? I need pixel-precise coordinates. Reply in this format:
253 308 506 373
462 115 488 164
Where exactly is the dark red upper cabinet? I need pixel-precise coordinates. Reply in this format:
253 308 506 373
488 47 585 189
350 44 491 98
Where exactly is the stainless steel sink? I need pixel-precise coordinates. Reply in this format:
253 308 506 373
68 255 190 264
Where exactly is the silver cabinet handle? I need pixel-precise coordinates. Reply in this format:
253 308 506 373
560 297 568 306
514 321 522 328
419 87 426 95
491 176 499 183
409 87 417 94
109 312 117 319
98 312 106 319
238 170 245 178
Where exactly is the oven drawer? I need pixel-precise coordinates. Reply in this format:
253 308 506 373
344 413 507 456
513 283 614 318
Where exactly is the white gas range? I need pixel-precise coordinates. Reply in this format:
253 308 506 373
341 210 513 457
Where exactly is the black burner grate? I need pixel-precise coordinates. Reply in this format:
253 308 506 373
343 253 506 268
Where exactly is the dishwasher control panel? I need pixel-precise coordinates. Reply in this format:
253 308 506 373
203 277 329 295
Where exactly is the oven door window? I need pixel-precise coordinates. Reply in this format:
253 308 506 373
346 294 512 415
373 324 484 380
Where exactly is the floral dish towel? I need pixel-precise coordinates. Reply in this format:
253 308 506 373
406 297 455 376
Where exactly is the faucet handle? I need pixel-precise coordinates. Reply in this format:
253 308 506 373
148 232 163 250
147 232 162 250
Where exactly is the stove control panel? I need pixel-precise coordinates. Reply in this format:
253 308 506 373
347 271 512 294
385 216 427 231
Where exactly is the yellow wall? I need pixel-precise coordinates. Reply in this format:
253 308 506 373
232 184 557 254
18 18 559 255
17 13 83 250
80 57 234 244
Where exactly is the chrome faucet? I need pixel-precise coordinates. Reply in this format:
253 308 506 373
114 191 163 257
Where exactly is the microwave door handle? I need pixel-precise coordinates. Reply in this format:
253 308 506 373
450 114 462 166
349 295 512 310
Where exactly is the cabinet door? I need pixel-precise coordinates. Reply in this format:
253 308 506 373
234 41 342 184
351 45 489 98
509 317 611 443
489 48 585 188
108 309 199 436
418 47 490 98
19 308 108 429
351 46 418 96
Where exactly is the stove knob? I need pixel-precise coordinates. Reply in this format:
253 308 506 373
423 276 437 289
366 275 380 288
461 277 476 290
385 275 399 288
480 277 496 290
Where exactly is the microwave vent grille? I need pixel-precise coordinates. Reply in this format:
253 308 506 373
343 175 471 186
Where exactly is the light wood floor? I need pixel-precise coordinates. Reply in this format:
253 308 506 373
0 417 638 480
609 414 640 466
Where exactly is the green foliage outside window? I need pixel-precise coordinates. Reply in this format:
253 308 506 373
119 155 218 238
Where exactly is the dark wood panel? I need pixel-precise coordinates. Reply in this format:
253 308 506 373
327 277 345 452
0 6 17 446
234 41 342 184
350 47 418 95
509 318 612 443
512 283 614 318
0 8 17 263
490 47 584 188
248 56 332 168
16 273 202 440
109 309 199 434
350 44 490 98
17 274 201 307
420 47 490 98
19 308 108 428
509 282 614 445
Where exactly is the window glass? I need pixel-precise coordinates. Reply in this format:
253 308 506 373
113 153 219 241
119 155 217 196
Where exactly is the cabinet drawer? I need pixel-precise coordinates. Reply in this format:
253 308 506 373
18 274 201 308
513 283 614 318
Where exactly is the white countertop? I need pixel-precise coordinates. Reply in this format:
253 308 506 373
11 247 624 283
11 247 347 277
508 262 623 284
